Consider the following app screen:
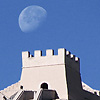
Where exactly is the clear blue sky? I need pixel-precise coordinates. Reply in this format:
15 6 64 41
0 0 100 90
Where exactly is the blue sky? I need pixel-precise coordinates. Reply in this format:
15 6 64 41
0 0 100 90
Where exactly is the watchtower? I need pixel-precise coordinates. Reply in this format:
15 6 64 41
20 48 82 100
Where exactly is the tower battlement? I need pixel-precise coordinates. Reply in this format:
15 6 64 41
22 48 80 68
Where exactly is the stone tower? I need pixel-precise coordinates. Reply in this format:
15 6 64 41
20 48 81 100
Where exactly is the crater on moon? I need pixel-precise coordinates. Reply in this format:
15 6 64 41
18 5 47 33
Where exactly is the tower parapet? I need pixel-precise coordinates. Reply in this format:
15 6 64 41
22 48 80 68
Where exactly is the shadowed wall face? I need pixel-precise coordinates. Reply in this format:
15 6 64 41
65 54 83 100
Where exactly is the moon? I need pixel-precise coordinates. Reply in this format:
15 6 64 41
18 5 47 33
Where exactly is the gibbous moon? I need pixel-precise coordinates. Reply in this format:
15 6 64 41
18 5 47 33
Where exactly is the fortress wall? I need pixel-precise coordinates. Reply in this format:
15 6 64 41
82 82 100 96
0 81 20 98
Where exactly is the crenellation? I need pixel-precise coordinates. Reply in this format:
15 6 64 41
66 51 80 63
22 48 67 58
22 48 81 68
70 54 75 60
22 51 30 58
46 49 54 56
58 48 66 56
34 50 42 57
75 57 80 62
22 48 67 67
22 49 80 68
66 51 71 56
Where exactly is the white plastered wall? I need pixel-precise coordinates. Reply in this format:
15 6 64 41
21 65 67 99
